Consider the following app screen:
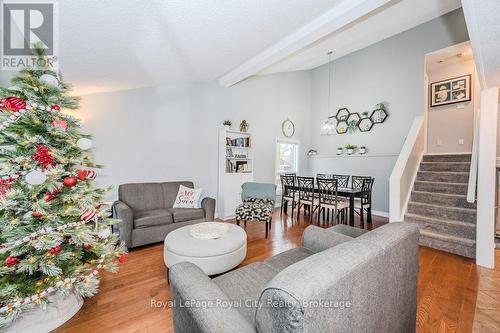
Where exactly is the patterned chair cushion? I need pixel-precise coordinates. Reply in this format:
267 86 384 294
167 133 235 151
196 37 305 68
236 198 275 222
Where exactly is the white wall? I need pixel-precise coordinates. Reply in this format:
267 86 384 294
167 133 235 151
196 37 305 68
308 9 469 213
426 59 477 154
76 71 312 201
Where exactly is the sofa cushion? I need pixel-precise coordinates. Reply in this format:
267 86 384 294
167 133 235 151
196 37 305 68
161 181 194 208
264 247 314 271
134 209 173 228
119 183 164 211
169 208 205 223
213 262 278 326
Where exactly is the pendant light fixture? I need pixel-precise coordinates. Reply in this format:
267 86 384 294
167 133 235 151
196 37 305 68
321 51 335 136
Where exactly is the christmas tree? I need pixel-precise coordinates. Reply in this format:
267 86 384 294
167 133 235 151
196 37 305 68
0 47 127 327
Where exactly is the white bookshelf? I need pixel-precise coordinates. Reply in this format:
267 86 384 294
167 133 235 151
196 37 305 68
217 129 254 220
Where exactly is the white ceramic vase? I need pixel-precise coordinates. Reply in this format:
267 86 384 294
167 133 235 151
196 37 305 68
347 149 354 155
359 147 366 154
2 291 83 333
336 148 343 155
224 125 230 130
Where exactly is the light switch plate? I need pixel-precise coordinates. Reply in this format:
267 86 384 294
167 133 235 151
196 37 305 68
459 139 464 145
437 139 442 146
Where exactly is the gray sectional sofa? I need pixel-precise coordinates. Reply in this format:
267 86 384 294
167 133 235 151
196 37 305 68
113 181 215 248
169 222 419 333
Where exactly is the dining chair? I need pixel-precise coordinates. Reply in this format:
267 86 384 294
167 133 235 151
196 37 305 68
316 173 333 179
235 182 276 238
331 174 350 188
297 176 316 223
353 178 374 224
351 175 372 189
316 178 349 225
280 174 298 219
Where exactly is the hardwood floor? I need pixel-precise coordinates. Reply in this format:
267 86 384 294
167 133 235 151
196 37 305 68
54 210 495 333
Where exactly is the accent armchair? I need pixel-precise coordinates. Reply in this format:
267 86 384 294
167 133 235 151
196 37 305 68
235 182 276 238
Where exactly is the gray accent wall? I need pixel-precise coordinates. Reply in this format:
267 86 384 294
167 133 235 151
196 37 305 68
308 9 469 213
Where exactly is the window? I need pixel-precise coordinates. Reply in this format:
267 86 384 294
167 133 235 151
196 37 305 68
275 139 299 192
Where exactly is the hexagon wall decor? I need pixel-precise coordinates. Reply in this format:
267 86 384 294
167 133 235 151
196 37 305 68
358 118 374 132
335 108 350 121
336 120 348 134
370 107 387 124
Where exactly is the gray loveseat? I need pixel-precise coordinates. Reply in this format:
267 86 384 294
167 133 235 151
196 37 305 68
169 222 419 333
113 181 215 248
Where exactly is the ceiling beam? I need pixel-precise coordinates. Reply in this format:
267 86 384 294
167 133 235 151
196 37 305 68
218 0 391 87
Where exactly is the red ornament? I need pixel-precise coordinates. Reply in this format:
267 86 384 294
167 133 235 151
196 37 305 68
4 256 20 266
51 105 61 111
86 170 97 179
118 253 128 264
50 245 61 255
52 119 67 129
32 145 54 171
80 209 96 221
63 176 77 187
0 177 14 198
44 189 59 202
1 97 26 112
95 203 102 209
77 170 88 181
82 243 92 250
32 211 43 218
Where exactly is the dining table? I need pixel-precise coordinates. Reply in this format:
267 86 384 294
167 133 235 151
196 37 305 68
289 184 365 227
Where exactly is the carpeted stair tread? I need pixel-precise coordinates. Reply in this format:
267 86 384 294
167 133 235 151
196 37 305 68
405 213 475 239
407 201 476 223
414 180 467 195
410 190 476 209
422 154 472 162
416 171 469 183
419 229 476 258
419 162 470 172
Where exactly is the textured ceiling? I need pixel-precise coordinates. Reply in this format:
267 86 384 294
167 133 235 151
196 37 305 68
260 0 462 75
57 0 342 95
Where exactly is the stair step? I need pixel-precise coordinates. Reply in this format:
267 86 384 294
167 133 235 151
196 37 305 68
405 213 475 239
419 229 475 258
416 171 469 183
414 181 468 195
407 202 476 224
410 191 476 209
422 154 472 162
420 162 470 172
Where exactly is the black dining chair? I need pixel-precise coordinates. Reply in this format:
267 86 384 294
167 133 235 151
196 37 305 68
316 178 348 225
297 176 316 223
332 174 350 188
351 175 372 189
353 177 374 224
280 174 298 219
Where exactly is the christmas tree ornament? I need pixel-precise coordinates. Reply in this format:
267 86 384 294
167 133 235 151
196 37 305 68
32 211 44 218
52 119 68 129
39 73 60 87
0 177 15 198
44 189 59 202
118 253 128 264
50 245 61 255
63 176 78 187
87 170 97 179
25 170 47 185
82 243 92 250
0 96 26 112
4 256 20 266
80 209 96 221
98 228 111 239
76 138 93 150
77 170 89 181
51 104 61 111
32 145 55 170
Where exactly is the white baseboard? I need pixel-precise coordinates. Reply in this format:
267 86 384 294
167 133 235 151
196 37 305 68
372 210 389 218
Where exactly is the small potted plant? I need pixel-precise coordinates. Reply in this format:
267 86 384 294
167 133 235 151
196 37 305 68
359 146 367 154
223 120 232 130
336 146 343 155
362 111 369 118
345 144 357 155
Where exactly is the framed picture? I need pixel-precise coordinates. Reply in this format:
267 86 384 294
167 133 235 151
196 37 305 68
430 74 471 107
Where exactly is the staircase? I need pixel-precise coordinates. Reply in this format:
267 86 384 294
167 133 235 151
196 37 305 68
404 154 476 258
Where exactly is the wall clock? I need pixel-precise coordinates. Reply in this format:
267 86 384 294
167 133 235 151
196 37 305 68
282 119 295 137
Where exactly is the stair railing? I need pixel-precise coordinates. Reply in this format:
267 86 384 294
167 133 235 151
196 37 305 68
467 109 480 203
389 116 425 222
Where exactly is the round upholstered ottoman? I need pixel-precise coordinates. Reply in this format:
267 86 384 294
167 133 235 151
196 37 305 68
163 222 247 276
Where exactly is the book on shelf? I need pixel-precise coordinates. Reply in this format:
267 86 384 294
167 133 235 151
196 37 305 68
226 160 250 173
225 137 250 147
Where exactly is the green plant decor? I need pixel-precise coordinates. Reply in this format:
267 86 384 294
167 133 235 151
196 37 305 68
345 144 357 150
347 120 358 134
223 120 232 126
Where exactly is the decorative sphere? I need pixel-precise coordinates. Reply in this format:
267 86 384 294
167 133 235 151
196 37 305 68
25 170 47 185
39 74 59 87
76 138 92 150
98 228 111 239
63 176 78 187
